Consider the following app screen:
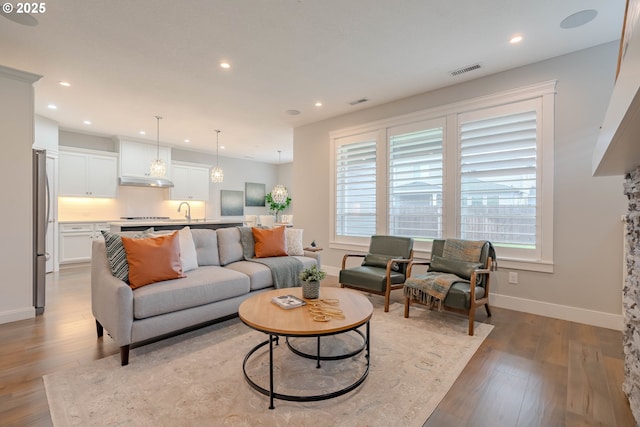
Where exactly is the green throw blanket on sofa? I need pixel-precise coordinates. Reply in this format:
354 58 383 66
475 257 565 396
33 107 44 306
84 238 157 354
238 226 303 289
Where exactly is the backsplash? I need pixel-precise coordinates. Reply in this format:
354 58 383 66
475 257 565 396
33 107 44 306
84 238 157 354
58 186 206 222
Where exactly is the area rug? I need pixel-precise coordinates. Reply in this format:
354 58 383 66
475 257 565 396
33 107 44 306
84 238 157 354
44 302 492 427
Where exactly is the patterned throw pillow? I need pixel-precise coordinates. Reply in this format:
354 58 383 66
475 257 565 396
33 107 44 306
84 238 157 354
285 228 304 256
101 228 154 283
101 230 129 282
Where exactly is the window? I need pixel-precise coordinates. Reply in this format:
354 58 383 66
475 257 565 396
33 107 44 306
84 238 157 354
388 120 444 239
334 133 378 239
459 102 538 248
330 81 555 271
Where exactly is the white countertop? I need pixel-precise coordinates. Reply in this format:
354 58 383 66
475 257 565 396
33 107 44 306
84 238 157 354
107 219 242 227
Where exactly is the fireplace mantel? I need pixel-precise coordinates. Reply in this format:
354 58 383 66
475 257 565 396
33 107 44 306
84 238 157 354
593 10 640 177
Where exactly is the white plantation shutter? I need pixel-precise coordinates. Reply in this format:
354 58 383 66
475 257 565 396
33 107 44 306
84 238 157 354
388 123 444 239
335 138 377 237
459 101 538 248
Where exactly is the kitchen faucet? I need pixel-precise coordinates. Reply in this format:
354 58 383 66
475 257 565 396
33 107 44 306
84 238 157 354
177 202 191 222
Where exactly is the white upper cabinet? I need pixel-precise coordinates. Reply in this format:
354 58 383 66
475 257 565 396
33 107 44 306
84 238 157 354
59 148 117 198
170 163 210 201
119 140 171 178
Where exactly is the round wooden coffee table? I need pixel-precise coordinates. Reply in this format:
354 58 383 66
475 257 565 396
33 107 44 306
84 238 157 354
238 287 373 409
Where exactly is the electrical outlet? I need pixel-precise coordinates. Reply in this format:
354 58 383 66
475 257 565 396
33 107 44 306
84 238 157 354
508 272 518 284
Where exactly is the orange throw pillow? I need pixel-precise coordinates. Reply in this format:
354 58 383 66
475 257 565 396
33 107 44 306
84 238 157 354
121 232 184 289
252 226 288 258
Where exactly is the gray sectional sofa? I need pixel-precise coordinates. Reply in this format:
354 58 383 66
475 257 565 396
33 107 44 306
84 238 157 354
91 227 320 365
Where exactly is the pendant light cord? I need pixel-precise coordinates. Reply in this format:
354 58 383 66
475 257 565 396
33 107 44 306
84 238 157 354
215 130 221 167
155 115 162 158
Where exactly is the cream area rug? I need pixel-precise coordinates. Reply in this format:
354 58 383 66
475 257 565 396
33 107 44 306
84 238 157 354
44 302 492 427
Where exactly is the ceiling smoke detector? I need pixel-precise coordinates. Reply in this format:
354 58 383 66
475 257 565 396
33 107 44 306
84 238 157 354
348 98 369 106
450 63 482 77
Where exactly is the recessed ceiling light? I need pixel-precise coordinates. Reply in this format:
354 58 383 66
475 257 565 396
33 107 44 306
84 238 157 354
220 145 225 150
184 139 190 143
59 81 71 87
83 120 91 125
315 102 323 107
220 62 231 69
47 104 57 110
510 35 523 44
560 9 598 29
139 130 146 135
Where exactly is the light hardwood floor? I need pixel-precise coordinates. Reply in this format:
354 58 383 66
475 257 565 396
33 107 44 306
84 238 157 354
0 268 635 426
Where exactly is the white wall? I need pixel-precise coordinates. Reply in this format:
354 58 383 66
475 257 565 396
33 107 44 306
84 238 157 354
293 42 627 330
34 115 59 152
0 65 41 324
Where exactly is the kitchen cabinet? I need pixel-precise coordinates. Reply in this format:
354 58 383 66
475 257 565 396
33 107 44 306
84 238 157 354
59 222 110 265
59 149 117 197
119 140 171 178
170 163 210 201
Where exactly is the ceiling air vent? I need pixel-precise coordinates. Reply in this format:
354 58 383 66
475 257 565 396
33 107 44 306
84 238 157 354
450 63 481 77
348 98 369 106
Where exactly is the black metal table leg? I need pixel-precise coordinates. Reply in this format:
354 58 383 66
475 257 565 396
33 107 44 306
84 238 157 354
316 336 321 368
269 334 274 409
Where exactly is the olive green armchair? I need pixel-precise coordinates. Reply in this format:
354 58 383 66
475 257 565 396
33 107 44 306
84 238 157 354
339 235 414 312
404 238 495 335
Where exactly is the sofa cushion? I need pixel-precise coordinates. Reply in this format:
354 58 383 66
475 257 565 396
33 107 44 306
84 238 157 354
132 266 250 319
121 232 184 289
285 228 304 256
339 266 406 293
178 227 198 272
224 261 273 291
190 229 220 266
216 227 244 266
253 226 287 258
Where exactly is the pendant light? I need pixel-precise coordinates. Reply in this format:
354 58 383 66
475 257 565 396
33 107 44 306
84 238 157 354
271 150 288 204
149 115 166 177
210 129 224 183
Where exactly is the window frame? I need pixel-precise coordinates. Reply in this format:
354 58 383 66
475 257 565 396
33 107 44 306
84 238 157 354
329 81 556 272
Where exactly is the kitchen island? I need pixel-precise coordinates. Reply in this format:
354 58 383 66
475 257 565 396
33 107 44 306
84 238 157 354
108 219 242 232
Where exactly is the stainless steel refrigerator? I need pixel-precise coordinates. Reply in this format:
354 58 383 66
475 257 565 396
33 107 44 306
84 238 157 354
33 149 50 314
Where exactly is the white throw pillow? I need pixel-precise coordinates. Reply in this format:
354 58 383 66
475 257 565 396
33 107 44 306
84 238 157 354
285 228 304 256
178 227 199 272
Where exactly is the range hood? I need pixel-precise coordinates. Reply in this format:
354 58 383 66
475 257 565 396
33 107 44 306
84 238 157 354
118 176 174 188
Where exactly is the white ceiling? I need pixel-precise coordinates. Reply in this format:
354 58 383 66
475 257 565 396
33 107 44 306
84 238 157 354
0 0 626 163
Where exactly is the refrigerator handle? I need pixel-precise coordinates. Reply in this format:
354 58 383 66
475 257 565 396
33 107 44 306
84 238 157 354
45 169 50 235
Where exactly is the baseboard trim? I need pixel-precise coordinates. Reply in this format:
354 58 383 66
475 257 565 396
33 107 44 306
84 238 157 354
324 266 623 330
0 307 35 325
490 293 623 331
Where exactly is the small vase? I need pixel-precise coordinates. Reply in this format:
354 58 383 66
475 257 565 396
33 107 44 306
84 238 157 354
302 280 320 299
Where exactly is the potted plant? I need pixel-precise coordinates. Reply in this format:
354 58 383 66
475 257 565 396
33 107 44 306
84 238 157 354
265 192 291 223
299 264 326 299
